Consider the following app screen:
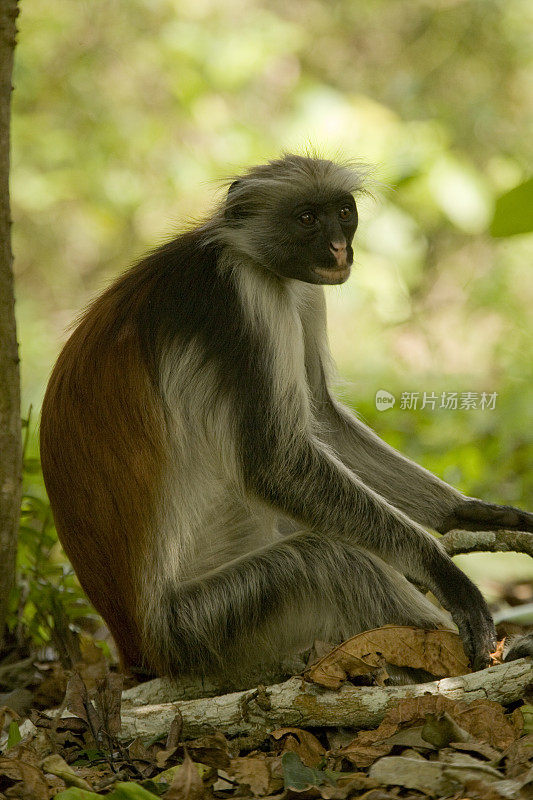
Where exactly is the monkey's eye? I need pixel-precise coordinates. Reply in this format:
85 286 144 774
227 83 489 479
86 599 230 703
299 211 317 226
339 205 353 221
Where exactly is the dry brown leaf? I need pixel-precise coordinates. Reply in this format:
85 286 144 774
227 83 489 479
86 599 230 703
64 671 102 737
166 711 183 749
306 626 470 688
128 737 153 763
94 671 123 736
271 727 326 767
230 755 271 797
155 746 179 768
501 733 533 778
454 703 523 751
0 755 49 800
166 751 205 800
451 740 501 761
339 695 522 768
186 732 231 769
490 638 506 666
40 753 93 791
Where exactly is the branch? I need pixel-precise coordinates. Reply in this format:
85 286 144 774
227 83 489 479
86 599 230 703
15 659 533 752
440 529 533 559
114 659 533 745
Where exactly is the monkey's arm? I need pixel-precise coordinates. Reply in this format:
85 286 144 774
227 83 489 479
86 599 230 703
320 398 533 535
243 419 495 669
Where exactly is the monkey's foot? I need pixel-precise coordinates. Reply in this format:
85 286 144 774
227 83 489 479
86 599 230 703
441 499 533 534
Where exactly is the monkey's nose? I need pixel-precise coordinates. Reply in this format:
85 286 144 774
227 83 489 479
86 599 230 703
329 240 347 266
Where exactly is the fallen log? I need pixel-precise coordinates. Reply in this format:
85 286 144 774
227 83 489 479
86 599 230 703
117 658 533 745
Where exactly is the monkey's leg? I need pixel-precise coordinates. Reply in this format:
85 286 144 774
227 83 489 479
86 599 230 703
148 532 448 679
318 399 533 534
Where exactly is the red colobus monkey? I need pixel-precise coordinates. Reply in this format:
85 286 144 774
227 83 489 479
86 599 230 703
40 155 533 681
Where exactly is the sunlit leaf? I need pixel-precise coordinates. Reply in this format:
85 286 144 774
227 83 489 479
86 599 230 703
490 178 533 237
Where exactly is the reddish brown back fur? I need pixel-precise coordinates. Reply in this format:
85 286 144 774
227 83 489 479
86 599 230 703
40 273 168 672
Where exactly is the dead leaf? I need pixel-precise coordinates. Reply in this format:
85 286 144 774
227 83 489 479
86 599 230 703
451 740 501 761
370 751 505 795
461 777 525 800
0 755 48 800
271 727 326 767
155 746 178 768
64 671 102 737
306 626 470 688
40 753 93 791
94 671 123 736
337 737 394 770
501 733 533 778
369 755 458 795
456 702 523 750
490 638 506 665
231 755 271 797
128 737 153 763
166 711 183 749
186 732 231 769
380 725 437 751
166 751 205 800
339 695 522 768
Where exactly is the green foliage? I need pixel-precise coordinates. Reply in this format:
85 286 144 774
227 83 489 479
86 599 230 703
491 178 533 237
6 721 21 750
8 414 97 660
55 783 161 799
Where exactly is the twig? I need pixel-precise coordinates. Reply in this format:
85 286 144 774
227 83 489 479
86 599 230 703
440 529 533 559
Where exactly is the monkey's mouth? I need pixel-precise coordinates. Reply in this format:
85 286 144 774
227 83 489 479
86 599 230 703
313 265 351 284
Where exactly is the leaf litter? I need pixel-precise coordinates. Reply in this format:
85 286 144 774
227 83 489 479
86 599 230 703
0 628 532 799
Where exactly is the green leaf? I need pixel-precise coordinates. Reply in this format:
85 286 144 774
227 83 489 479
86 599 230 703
521 704 533 735
281 751 334 791
109 783 161 799
7 721 21 749
55 784 161 800
23 457 42 474
490 177 533 237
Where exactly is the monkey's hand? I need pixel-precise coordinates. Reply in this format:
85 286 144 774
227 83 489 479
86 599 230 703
439 499 533 534
429 556 496 671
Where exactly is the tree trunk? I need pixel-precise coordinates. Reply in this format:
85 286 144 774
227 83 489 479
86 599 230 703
0 0 20 648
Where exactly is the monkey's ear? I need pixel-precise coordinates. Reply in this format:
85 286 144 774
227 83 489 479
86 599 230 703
225 180 248 221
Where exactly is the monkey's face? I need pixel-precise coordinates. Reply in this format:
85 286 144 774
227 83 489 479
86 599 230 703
278 194 358 285
230 193 358 286
222 160 363 285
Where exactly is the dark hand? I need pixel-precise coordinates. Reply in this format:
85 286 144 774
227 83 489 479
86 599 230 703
430 554 496 670
439 499 533 534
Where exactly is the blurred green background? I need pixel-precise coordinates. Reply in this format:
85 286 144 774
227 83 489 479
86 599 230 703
11 0 533 628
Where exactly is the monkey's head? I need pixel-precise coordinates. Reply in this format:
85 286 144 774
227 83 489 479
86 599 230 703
214 155 366 285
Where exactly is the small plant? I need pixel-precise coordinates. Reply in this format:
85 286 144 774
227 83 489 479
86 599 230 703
7 411 100 666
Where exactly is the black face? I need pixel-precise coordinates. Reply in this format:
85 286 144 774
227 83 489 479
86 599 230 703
258 193 358 285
